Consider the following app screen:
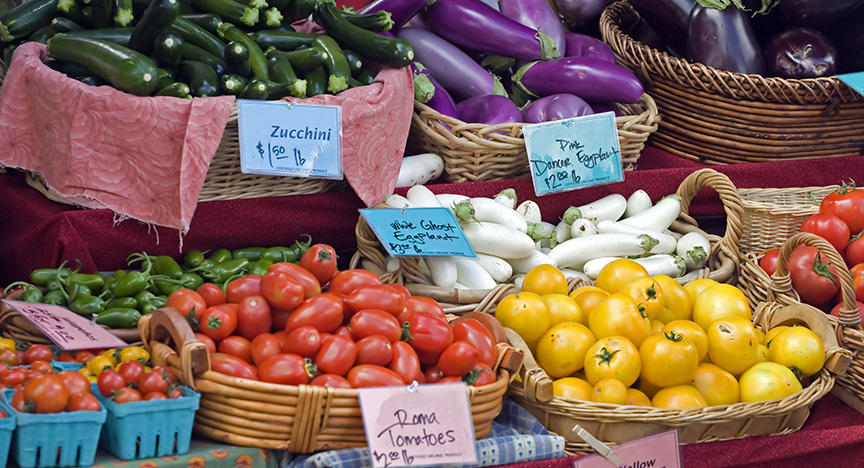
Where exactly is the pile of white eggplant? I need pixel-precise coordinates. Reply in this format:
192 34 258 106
364 185 712 289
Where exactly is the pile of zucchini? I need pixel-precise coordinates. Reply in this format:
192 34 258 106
0 0 414 98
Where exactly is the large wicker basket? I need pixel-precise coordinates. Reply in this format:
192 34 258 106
350 168 743 314
138 307 523 452
600 1 864 164
407 93 660 183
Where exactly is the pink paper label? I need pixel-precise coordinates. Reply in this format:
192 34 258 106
574 430 681 468
4 300 128 350
358 382 478 468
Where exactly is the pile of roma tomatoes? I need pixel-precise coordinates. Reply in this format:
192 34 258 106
162 244 500 389
496 260 826 409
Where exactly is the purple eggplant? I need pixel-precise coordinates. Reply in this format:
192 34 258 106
780 0 864 29
552 0 612 22
563 32 615 62
512 57 644 103
629 0 694 56
687 4 766 75
359 0 435 33
521 94 594 123
499 0 566 56
411 62 459 119
420 0 560 60
397 27 506 100
456 94 521 125
765 27 837 79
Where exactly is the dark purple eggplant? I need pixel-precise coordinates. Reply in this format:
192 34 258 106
521 94 594 123
358 0 434 33
456 94 521 125
780 0 864 29
552 0 612 22
687 4 766 75
765 27 837 79
412 62 459 119
563 32 615 62
629 0 694 55
499 0 566 56
420 0 559 60
397 27 506 99
512 57 644 103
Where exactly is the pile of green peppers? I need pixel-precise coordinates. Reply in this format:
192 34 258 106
5 235 313 329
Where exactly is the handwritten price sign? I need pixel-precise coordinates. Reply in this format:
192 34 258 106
3 300 127 350
360 207 476 258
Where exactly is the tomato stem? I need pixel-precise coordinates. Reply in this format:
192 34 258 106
812 252 838 286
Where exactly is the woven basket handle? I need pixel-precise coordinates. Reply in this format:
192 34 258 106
504 327 554 403
138 307 210 387
764 302 853 375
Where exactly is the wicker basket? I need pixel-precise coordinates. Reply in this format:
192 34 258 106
350 168 743 313
138 307 523 452
599 1 864 164
407 93 660 183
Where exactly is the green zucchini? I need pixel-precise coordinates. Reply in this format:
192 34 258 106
169 16 226 58
313 0 413 68
303 64 326 97
157 66 174 88
233 0 267 9
0 0 59 43
217 22 268 81
340 9 392 32
189 0 258 27
250 29 316 51
151 31 183 69
223 40 250 77
239 77 269 99
46 35 160 95
355 67 375 86
58 1 92 28
268 46 326 70
267 52 306 98
312 34 349 94
342 48 363 76
177 59 219 96
28 23 57 43
112 0 134 26
51 16 84 32
128 0 179 55
3 43 16 65
261 6 282 27
180 12 222 34
78 74 107 86
155 81 192 98
265 0 289 10
219 73 247 95
281 0 314 23
44 58 93 77
57 27 133 46
91 0 113 27
347 76 364 88
180 40 227 76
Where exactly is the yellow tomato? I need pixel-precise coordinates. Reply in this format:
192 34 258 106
588 293 651 348
100 348 119 365
553 377 593 400
620 276 665 320
87 355 115 375
639 331 700 387
683 278 719 304
652 385 708 409
535 322 596 378
650 320 665 335
117 346 151 364
569 286 609 321
653 275 693 323
765 326 790 344
78 367 92 377
522 264 569 296
0 338 15 351
755 344 770 364
635 377 664 399
595 259 649 294
692 283 752 331
583 336 641 387
626 388 652 407
662 320 709 362
690 363 740 406
495 292 552 343
754 327 767 345
767 326 825 378
707 317 760 376
739 362 803 402
543 294 585 326
592 378 629 405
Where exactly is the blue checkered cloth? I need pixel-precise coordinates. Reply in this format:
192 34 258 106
281 397 565 468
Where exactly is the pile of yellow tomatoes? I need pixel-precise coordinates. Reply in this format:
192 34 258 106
495 259 826 409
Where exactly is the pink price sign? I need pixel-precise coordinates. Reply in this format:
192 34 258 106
358 382 478 468
574 430 681 468
3 300 128 350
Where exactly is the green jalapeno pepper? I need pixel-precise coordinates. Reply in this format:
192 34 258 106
30 265 72 286
43 289 67 306
21 285 44 303
184 250 207 268
65 282 92 302
67 273 106 294
290 234 313 260
45 279 63 292
134 290 157 306
204 258 251 284
249 258 274 276
106 297 139 310
262 246 296 264
95 308 141 328
153 278 182 296
152 255 184 279
140 296 167 315
208 248 233 264
111 270 149 298
178 272 204 290
232 247 266 261
106 270 127 291
68 293 105 316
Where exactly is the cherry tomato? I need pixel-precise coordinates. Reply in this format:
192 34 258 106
388 341 425 384
403 296 447 321
355 335 393 366
310 373 352 388
166 288 208 322
438 341 479 377
0 348 19 367
344 285 406 317
10 388 25 412
464 362 497 386
268 262 322 298
847 233 864 267
116 360 146 387
73 350 97 363
759 249 781 276
820 182 864 234
225 275 264 304
113 387 143 404
166 386 184 399
1 367 27 387
315 335 357 376
452 319 497 368
66 393 101 411
260 271 305 310
299 244 339 286
23 374 69 413
258 353 314 385
23 344 53 365
284 293 344 334
97 369 126 398
56 352 76 362
138 370 171 396
347 365 406 388
218 335 254 364
29 360 53 375
800 214 851 254
349 309 402 342
195 333 217 353
209 353 259 380
143 392 168 401
196 282 227 308
151 366 179 385
404 312 453 358
327 269 382 296
423 365 443 384
200 304 239 341
789 246 841 308
278 327 321 359
235 295 272 341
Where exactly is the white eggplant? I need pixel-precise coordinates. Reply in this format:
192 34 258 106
476 253 514 283
583 256 622 280
512 274 525 289
360 259 387 277
570 218 597 238
536 221 557 249
436 193 470 211
624 189 653 218
596 220 677 254
494 188 518 210
508 249 557 274
461 221 537 259
384 193 413 209
560 268 591 284
425 256 458 288
676 232 711 271
620 195 682 232
548 233 659 270
516 199 543 223
454 257 498 289
633 254 687 277
396 153 444 187
406 184 443 208
552 206 581 246
470 197 528 233
574 193 627 223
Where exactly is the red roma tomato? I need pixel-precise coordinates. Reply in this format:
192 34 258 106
218 335 254 364
831 300 864 322
334 326 354 341
310 373 352 388
273 330 290 351
820 183 864 234
355 335 393 366
345 284 406 316
166 288 208 321
299 244 339 286
97 369 127 398
315 335 357 376
235 295 272 341
260 271 305 310
143 392 168 401
23 344 53 365
66 393 101 411
759 249 780 276
0 348 19 367
280 326 322 359
405 313 453 356
327 269 382 296
789 246 841 308
464 363 496 386
403 296 446 320
29 360 53 375
452 319 497 368
437 376 463 384
847 233 864 267
197 282 227 308
347 365 406 388
424 365 443 384
349 309 402 342
1 368 27 387
258 353 315 385
268 262 322 298
251 333 284 366
284 293 344 334
225 275 263 304
138 370 171 395
384 283 411 300
195 333 217 353
271 308 294 332
438 341 479 377
116 360 146 387
200 304 239 341
388 341 426 384
23 374 69 413
113 387 142 404
800 214 851 254
209 353 259 380
167 386 184 398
